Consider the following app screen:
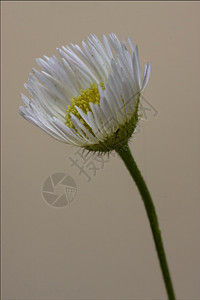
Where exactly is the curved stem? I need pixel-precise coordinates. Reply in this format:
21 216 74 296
116 144 176 300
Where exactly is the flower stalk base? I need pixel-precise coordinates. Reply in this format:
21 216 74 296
116 144 176 300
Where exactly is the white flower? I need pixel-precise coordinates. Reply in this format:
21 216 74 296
19 33 151 152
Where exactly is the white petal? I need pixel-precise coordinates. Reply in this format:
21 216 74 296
127 36 135 53
141 62 151 91
134 46 141 87
132 50 140 90
102 34 115 60
89 102 106 135
70 114 97 143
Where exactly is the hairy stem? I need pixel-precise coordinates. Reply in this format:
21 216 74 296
116 144 176 300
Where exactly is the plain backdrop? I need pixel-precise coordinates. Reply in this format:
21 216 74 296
2 2 200 300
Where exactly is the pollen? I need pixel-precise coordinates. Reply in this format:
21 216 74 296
65 82 105 131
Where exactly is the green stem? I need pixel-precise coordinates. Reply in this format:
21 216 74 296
116 144 176 300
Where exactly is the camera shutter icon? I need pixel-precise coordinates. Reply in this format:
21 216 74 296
42 173 77 207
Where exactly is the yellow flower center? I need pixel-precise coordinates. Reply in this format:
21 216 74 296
65 82 105 131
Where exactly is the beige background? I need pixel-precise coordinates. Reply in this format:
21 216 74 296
2 2 200 299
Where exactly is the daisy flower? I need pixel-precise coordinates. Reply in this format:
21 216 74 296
19 33 176 299
19 33 151 152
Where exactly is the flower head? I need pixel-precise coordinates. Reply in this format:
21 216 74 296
19 33 151 152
